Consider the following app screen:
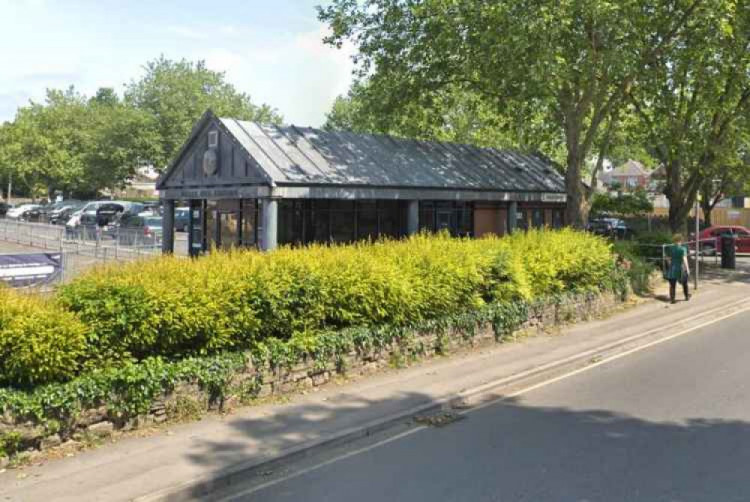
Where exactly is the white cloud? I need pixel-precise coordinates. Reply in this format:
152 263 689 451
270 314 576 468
199 48 246 72
194 25 354 126
165 25 209 40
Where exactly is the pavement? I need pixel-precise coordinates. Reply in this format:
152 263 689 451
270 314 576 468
1 261 749 502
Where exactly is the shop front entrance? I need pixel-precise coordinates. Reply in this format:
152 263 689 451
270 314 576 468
187 199 260 256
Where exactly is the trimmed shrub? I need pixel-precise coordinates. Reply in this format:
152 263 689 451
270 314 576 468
16 229 621 388
0 288 89 387
631 231 673 261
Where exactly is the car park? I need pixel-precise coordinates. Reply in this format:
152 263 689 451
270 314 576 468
48 202 85 225
5 203 42 221
66 201 111 237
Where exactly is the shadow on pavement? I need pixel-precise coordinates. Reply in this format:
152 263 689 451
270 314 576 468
179 389 750 502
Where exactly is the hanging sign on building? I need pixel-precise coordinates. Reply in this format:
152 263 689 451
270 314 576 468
0 252 63 288
541 193 567 203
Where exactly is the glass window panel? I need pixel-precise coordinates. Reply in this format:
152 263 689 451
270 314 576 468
531 208 545 228
312 200 330 210
552 209 564 229
379 201 401 238
516 209 529 231
241 199 257 246
312 207 330 243
435 209 453 233
357 201 378 240
217 199 239 212
457 203 474 236
205 200 218 250
330 200 355 212
219 212 239 250
418 211 434 232
331 209 355 243
278 200 296 245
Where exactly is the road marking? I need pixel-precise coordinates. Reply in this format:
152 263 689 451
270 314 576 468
486 302 750 402
217 301 750 501
449 296 750 401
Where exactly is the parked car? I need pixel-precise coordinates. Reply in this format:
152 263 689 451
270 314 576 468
588 217 631 239
116 213 163 246
5 203 41 220
99 202 146 238
25 200 75 223
175 207 190 231
0 202 11 217
48 202 85 225
692 225 750 255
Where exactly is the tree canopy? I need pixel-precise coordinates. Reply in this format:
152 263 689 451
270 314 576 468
627 0 750 231
319 0 744 228
124 57 282 171
0 57 281 200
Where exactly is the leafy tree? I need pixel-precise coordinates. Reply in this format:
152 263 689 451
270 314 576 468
318 0 704 227
591 187 654 217
325 82 565 162
125 56 283 171
3 88 91 199
627 1 750 232
84 88 162 196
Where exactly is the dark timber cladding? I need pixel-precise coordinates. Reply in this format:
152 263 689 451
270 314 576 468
157 110 567 254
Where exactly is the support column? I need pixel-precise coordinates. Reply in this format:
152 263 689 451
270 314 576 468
261 198 278 251
508 201 518 234
161 199 175 254
407 200 419 236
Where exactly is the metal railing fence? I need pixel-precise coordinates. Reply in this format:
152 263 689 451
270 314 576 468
0 218 162 267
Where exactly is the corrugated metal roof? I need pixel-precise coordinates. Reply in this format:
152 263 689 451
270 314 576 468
219 117 565 193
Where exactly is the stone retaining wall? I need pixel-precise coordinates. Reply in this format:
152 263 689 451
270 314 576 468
0 291 622 464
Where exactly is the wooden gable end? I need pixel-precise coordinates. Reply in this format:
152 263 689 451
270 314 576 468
160 118 269 189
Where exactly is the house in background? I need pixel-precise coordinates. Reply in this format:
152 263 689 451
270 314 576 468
108 167 160 200
599 160 650 191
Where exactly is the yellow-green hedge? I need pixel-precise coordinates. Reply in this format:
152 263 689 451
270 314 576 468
0 288 89 387
0 230 620 388
56 230 617 364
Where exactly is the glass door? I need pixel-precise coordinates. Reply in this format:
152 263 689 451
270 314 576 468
216 200 240 250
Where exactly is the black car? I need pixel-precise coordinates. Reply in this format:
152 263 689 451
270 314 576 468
49 202 85 225
588 217 632 239
0 202 10 217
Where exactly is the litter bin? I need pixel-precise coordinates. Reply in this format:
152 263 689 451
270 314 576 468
721 234 736 269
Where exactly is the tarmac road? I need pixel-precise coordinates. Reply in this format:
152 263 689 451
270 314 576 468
225 308 750 502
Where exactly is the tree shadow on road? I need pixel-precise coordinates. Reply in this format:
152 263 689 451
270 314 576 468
179 389 750 502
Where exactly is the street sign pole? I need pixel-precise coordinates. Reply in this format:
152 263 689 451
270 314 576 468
695 197 699 291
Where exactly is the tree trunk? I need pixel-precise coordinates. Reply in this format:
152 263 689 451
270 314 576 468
564 150 588 228
667 191 696 235
700 198 713 228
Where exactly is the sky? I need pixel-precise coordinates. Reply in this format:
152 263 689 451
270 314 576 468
0 0 354 127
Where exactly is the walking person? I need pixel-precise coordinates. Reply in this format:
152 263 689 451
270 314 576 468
667 234 691 304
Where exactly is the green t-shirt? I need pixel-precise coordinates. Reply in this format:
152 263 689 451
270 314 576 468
668 244 687 279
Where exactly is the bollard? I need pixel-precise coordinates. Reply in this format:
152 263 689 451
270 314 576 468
721 234 737 269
